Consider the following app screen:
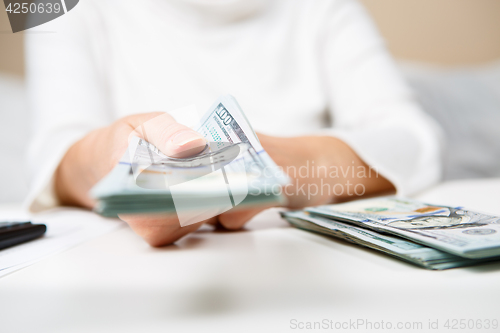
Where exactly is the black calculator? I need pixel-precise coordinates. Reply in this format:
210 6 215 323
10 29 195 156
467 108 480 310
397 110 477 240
0 221 47 250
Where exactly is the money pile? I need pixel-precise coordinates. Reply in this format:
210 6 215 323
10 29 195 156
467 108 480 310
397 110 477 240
282 197 500 270
91 95 289 225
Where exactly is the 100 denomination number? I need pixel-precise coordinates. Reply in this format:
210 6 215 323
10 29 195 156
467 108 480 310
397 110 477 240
6 2 61 14
215 106 233 126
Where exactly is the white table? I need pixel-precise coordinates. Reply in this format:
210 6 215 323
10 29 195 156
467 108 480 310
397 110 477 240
1 179 500 333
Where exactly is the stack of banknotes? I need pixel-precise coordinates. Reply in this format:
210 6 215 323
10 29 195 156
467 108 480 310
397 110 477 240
282 197 500 270
91 95 289 226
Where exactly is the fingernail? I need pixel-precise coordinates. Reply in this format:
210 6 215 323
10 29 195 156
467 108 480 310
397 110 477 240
170 130 205 147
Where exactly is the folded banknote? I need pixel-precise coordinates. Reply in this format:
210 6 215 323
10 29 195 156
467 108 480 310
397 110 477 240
306 197 500 259
282 210 498 270
91 95 289 225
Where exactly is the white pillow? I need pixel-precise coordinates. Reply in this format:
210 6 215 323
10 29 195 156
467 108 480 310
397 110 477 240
401 61 500 180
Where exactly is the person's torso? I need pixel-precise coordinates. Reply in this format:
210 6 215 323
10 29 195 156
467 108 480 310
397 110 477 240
94 0 332 136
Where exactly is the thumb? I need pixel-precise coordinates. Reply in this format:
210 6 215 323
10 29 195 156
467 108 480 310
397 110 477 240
124 112 206 158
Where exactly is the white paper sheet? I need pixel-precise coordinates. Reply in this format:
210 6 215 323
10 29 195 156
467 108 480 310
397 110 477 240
0 206 124 278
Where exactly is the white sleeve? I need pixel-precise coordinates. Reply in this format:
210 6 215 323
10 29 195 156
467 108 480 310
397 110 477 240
320 0 444 196
25 3 112 212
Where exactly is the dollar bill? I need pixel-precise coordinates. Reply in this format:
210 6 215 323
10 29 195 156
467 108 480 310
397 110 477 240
306 197 500 259
91 95 289 222
282 210 499 270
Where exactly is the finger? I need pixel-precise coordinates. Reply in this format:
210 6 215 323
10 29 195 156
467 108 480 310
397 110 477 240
217 207 268 230
206 219 219 226
124 112 206 158
119 213 217 247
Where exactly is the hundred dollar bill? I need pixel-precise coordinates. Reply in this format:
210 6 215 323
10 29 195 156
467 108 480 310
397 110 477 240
282 210 498 270
91 95 289 222
306 197 500 259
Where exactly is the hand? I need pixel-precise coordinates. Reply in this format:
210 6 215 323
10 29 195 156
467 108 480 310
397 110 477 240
55 112 212 245
54 113 281 246
205 134 396 234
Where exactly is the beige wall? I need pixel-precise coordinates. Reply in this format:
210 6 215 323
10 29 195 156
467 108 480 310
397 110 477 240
0 3 24 76
1 0 500 77
360 0 500 66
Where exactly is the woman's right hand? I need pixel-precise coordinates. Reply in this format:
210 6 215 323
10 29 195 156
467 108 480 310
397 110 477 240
54 112 210 245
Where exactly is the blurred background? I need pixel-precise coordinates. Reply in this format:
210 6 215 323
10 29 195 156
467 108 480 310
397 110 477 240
1 0 500 203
